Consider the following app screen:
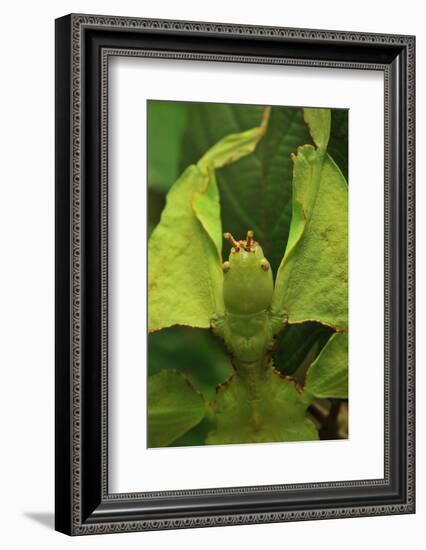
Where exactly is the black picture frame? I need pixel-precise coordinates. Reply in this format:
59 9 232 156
55 13 415 535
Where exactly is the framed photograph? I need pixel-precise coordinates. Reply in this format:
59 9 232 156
55 14 415 535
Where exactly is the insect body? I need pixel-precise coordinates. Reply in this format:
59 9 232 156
212 231 279 410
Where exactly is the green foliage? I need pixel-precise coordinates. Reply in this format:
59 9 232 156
147 101 349 447
328 109 349 181
304 332 348 399
147 101 188 193
273 322 334 377
147 188 165 238
180 103 312 274
303 107 331 150
147 370 206 447
148 327 232 401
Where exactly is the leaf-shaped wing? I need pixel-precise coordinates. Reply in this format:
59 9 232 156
147 370 207 447
272 108 348 332
148 123 268 333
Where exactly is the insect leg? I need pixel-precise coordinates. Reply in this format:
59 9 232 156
210 313 227 340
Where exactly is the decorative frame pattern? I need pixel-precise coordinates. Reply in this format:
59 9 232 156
55 13 415 535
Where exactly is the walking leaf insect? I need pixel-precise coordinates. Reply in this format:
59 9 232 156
212 230 277 384
147 105 348 447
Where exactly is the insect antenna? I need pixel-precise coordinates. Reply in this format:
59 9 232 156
246 230 255 250
223 232 240 251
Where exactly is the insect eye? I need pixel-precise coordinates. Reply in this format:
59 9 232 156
260 259 269 271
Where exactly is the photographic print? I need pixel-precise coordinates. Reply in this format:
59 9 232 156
147 100 348 448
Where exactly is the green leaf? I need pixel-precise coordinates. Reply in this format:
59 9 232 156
148 122 267 333
272 145 348 332
304 332 348 400
179 103 265 171
148 327 232 401
180 103 313 274
147 370 207 447
303 107 331 151
147 100 188 193
198 115 269 172
169 416 213 447
207 369 318 444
